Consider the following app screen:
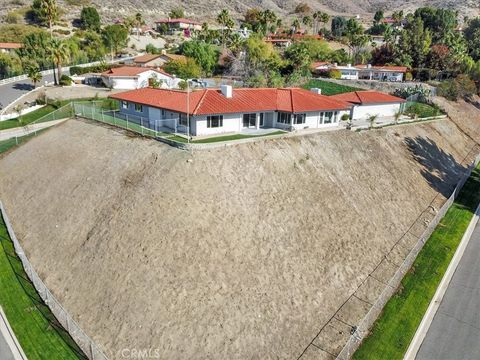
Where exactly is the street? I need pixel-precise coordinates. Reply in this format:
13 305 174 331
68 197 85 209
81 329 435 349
0 73 58 112
416 217 480 360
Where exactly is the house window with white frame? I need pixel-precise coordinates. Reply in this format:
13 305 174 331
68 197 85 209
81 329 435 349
207 115 223 128
324 111 334 124
121 101 128 109
293 113 306 124
135 103 143 112
277 112 291 124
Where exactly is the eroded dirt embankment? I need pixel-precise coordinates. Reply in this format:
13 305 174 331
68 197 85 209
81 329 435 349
0 100 479 359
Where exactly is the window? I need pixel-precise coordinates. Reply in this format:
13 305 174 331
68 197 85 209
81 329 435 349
121 101 128 109
293 114 306 124
259 113 264 127
324 111 333 124
179 113 188 126
135 103 143 112
277 112 291 124
207 115 223 128
242 113 256 128
161 109 166 117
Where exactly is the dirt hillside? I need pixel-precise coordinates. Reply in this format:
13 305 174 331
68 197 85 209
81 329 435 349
0 107 479 358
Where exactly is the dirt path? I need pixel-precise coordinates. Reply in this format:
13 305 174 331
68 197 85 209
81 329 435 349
0 107 478 359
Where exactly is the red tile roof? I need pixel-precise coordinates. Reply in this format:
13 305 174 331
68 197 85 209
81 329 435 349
330 91 406 105
0 42 22 49
155 18 201 25
356 65 408 73
102 66 172 78
110 88 352 115
134 54 162 63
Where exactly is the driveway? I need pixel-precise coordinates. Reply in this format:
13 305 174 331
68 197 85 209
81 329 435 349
416 219 480 360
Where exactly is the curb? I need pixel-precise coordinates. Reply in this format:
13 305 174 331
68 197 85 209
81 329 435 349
404 202 480 359
0 306 27 360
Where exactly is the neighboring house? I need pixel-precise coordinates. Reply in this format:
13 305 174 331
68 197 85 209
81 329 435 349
154 18 202 32
312 63 408 82
0 42 22 54
110 86 352 136
101 66 180 90
264 38 293 48
330 91 406 120
133 54 165 67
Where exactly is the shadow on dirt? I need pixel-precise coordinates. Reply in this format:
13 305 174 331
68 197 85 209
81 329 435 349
404 136 467 198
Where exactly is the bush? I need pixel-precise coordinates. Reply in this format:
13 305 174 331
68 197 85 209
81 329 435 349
437 75 477 101
393 85 431 101
328 69 342 79
341 113 350 121
59 74 72 86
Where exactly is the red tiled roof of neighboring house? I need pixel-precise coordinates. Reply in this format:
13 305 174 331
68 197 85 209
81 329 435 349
161 53 187 62
155 18 201 25
102 66 173 78
110 88 352 115
355 65 408 73
134 54 162 63
330 91 406 105
0 42 22 49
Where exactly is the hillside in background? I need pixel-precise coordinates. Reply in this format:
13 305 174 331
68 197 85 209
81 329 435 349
0 0 478 24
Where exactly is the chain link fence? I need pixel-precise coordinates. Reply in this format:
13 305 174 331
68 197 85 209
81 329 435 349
73 102 187 139
0 201 108 360
336 152 480 359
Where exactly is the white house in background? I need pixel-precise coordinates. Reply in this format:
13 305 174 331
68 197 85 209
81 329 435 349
154 18 202 32
101 66 181 90
330 91 406 120
110 86 352 137
312 63 408 82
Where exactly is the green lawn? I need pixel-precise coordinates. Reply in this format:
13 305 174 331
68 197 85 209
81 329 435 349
0 105 57 131
302 79 362 95
353 165 480 360
0 135 85 359
168 131 287 144
405 102 443 119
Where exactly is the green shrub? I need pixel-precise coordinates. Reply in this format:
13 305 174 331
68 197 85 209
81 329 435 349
328 69 342 79
437 75 477 101
59 74 72 86
341 113 350 121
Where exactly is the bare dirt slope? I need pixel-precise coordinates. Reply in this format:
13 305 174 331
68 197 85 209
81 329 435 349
0 114 478 359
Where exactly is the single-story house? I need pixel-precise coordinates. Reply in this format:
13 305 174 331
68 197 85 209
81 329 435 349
330 91 406 120
133 54 165 67
0 42 22 54
109 86 352 136
312 63 408 82
155 18 202 32
101 66 180 90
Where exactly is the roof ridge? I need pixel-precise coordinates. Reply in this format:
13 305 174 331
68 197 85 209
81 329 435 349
191 89 209 115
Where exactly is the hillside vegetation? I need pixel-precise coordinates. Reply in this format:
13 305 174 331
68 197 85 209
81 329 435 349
0 99 479 358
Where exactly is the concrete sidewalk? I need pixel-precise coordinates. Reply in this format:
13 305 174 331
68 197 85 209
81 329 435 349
0 307 27 360
0 119 68 141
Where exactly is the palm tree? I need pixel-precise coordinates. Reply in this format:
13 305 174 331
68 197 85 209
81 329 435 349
27 66 42 88
367 114 378 129
49 38 70 85
260 10 277 35
302 16 313 34
40 0 58 36
134 12 144 40
292 18 301 34
217 9 234 48
319 13 330 31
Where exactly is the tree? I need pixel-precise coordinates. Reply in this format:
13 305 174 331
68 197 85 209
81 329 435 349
217 9 234 47
373 10 384 24
370 44 397 65
367 114 378 129
18 31 52 70
244 35 281 75
414 7 458 43
345 18 370 63
285 42 311 72
83 31 106 60
464 18 480 60
397 17 432 68
302 16 313 34
292 18 301 33
259 9 277 35
294 3 311 15
331 16 347 37
32 0 59 35
80 7 100 31
426 45 452 71
180 40 219 76
0 53 22 79
134 12 144 39
102 24 128 58
168 8 184 19
49 38 70 85
163 58 201 79
27 64 42 88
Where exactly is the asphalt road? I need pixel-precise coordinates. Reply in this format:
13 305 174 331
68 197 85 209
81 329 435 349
416 219 480 360
0 72 65 112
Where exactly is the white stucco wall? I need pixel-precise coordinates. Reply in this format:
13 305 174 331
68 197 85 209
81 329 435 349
194 113 242 136
103 70 179 90
351 103 402 120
